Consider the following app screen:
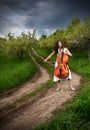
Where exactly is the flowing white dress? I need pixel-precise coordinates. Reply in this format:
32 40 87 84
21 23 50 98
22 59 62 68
53 48 72 82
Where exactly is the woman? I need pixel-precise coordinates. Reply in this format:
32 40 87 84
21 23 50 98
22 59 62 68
44 40 75 91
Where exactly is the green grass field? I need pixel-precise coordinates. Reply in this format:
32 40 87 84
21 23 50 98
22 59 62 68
0 53 37 91
32 45 90 130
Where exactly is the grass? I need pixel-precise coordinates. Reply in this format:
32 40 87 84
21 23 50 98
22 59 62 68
31 45 90 130
0 53 37 91
69 52 90 80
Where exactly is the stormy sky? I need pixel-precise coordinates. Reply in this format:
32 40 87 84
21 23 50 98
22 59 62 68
0 0 90 38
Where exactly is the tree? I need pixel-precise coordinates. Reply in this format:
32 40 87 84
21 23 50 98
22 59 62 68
83 17 90 60
39 34 47 40
32 29 36 39
6 32 14 40
0 37 6 54
5 31 37 59
67 17 81 31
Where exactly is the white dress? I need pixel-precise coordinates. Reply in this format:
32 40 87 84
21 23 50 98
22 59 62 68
53 48 72 82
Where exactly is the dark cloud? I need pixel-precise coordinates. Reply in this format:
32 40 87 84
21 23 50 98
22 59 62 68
0 0 90 38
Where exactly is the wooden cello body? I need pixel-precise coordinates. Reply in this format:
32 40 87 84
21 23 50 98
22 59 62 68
54 51 69 79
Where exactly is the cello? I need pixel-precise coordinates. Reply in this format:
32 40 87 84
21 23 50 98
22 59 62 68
54 45 69 79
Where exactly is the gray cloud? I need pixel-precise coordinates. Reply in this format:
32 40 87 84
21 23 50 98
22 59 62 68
0 0 90 38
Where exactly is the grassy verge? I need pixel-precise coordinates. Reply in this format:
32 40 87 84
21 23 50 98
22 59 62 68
0 53 37 91
32 45 90 130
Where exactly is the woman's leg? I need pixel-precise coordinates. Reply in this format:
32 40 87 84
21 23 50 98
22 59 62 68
68 79 72 87
68 79 75 91
67 68 75 91
56 80 62 91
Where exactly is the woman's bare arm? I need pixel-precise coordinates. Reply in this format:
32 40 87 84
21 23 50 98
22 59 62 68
44 51 55 62
65 48 72 56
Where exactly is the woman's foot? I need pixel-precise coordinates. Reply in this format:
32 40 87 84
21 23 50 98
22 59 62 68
56 87 61 92
70 86 75 91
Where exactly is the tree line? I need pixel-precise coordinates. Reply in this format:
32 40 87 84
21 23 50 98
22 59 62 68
39 16 90 60
0 30 37 59
0 16 90 60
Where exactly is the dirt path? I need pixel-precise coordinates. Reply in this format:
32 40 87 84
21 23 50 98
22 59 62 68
0 48 81 130
0 52 50 110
